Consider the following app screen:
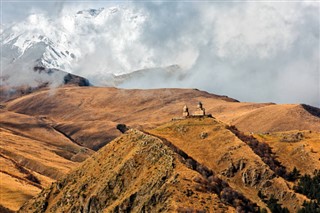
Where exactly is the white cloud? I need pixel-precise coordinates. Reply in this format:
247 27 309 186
1 1 319 107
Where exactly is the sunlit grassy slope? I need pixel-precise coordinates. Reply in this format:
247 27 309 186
147 117 313 212
4 86 320 151
0 110 93 211
19 129 236 212
1 86 319 211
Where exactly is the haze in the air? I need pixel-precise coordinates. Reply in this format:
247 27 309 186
1 1 319 107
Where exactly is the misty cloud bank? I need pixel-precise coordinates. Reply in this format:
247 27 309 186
2 1 319 107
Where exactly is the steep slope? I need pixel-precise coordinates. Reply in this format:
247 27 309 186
0 6 187 90
1 86 319 211
19 129 260 213
0 110 93 211
1 19 90 93
147 118 308 212
0 7 108 74
4 87 320 151
19 117 318 212
254 130 320 175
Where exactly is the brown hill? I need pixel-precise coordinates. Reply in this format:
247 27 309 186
1 86 319 211
3 86 320 151
0 110 93 211
254 130 320 175
147 118 310 212
19 128 257 213
230 104 320 133
3 87 237 150
19 117 317 212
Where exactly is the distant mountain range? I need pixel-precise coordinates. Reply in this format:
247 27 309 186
1 8 115 75
1 7 186 91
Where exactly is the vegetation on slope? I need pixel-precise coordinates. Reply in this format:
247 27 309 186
254 131 320 176
19 129 262 212
0 111 93 211
148 117 308 212
1 86 319 211
294 170 320 212
227 125 288 178
144 131 259 212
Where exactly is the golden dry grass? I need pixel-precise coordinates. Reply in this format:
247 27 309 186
231 104 320 133
20 130 235 212
1 86 319 211
147 117 308 212
254 130 320 175
3 86 320 150
0 172 40 211
0 110 93 211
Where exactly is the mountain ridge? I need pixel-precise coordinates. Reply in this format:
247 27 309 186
19 128 258 212
19 117 318 212
1 86 319 211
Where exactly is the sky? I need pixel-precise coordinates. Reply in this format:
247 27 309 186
1 1 320 107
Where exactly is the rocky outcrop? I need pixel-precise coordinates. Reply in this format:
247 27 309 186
241 164 274 187
221 158 247 178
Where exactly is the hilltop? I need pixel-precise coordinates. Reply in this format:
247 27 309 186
3 86 320 150
1 86 319 211
147 118 320 212
19 117 320 212
19 128 254 212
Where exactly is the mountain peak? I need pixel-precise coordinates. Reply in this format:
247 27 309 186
76 8 105 18
0 5 147 89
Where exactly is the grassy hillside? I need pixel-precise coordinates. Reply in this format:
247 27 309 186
19 117 319 212
20 129 240 212
147 117 309 212
0 110 93 211
1 86 319 211
254 130 320 175
4 86 320 151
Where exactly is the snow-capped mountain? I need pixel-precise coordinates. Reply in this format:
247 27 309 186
0 4 189 95
0 6 148 87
